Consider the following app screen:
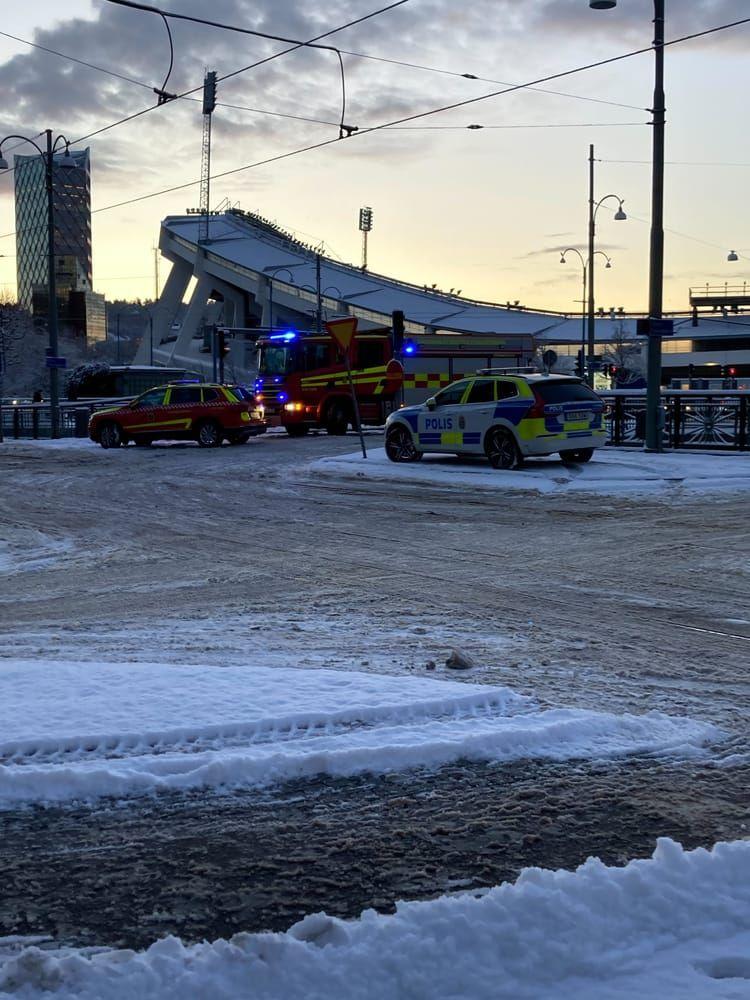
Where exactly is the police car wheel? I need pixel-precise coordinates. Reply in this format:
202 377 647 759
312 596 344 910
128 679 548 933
559 448 594 465
196 420 222 448
99 422 122 449
385 425 422 463
485 427 520 470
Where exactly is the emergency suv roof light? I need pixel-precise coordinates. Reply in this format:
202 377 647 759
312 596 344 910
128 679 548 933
269 330 298 341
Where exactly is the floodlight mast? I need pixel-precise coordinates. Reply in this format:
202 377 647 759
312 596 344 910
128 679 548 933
358 206 373 270
199 70 217 245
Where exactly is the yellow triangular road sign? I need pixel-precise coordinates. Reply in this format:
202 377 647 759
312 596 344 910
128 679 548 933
325 317 358 353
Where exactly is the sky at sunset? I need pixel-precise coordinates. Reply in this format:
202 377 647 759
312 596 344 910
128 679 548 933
0 0 748 315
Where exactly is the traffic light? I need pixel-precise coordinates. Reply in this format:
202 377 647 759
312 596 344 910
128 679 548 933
392 309 405 354
575 349 585 378
216 329 231 357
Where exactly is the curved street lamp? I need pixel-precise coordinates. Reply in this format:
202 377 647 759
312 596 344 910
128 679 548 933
587 145 627 387
0 130 76 438
262 263 305 332
560 247 613 378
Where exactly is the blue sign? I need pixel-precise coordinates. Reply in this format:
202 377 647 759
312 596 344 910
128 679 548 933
636 318 674 337
45 356 67 369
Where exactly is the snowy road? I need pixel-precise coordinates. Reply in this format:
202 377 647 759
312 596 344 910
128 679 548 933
1 435 749 965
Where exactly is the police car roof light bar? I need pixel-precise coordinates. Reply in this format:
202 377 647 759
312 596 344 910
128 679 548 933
476 366 539 376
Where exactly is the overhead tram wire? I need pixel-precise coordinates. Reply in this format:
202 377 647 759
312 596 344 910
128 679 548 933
73 7 750 151
0 27 643 123
87 8 750 212
66 0 412 148
0 31 344 129
2 12 750 241
389 122 647 130
0 30 638 134
336 48 647 113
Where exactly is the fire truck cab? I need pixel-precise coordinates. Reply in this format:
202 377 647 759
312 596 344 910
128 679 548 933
255 329 403 436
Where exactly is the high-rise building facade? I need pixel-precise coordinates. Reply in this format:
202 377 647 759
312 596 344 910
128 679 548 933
14 148 97 337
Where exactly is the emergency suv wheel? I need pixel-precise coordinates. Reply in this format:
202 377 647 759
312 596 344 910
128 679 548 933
485 427 521 470
385 424 423 463
99 422 123 449
559 448 594 465
196 420 222 448
325 401 349 435
286 425 309 437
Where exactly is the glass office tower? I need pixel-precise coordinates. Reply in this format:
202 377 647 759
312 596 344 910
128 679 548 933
14 148 92 314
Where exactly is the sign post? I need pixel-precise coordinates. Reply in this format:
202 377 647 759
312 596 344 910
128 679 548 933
325 317 366 459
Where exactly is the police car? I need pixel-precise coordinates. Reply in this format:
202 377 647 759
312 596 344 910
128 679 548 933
384 370 607 469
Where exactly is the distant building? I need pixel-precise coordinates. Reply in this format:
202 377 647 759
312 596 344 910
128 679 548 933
14 147 104 343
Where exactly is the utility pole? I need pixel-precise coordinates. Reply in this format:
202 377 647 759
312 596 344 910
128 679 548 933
586 144 596 387
44 129 60 438
645 0 666 451
199 71 217 244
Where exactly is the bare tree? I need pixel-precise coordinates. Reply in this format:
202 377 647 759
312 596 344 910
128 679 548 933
603 322 645 380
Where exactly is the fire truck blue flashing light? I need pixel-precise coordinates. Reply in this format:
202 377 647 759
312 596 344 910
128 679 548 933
278 392 288 403
269 330 298 342
403 339 417 355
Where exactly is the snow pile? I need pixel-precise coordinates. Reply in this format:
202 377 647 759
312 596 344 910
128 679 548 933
0 663 721 807
311 447 750 497
1 838 749 999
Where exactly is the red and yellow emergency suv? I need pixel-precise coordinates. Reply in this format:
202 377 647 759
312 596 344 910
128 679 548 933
88 382 266 449
254 330 403 435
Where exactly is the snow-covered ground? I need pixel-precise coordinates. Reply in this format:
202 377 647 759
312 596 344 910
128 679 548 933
1 837 748 999
0 661 722 808
0 530 74 575
311 447 750 497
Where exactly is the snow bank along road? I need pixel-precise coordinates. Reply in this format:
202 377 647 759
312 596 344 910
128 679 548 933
2 839 749 1000
0 437 748 972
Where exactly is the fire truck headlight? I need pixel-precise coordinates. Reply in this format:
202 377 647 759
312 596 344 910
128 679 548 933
284 402 304 412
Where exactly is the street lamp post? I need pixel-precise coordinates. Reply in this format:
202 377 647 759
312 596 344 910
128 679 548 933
591 0 666 448
0 129 76 439
262 264 305 332
587 143 626 387
561 248 612 378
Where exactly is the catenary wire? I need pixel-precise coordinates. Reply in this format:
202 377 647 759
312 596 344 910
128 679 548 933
2 13 750 251
0 27 645 121
67 0 412 147
77 12 750 218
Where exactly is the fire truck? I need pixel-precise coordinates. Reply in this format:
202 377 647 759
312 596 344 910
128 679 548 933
254 329 403 435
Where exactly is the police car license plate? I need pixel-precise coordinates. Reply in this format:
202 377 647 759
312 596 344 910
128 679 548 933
567 410 591 422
